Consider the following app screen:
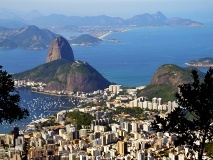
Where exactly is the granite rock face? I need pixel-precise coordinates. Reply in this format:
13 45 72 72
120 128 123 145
46 36 75 63
14 59 111 92
14 36 110 92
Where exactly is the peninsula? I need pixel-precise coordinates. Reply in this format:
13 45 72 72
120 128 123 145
13 36 110 92
185 57 213 67
0 25 57 50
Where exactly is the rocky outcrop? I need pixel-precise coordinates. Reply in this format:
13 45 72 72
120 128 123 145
14 37 110 92
137 64 205 101
149 64 193 87
46 36 75 63
43 60 110 92
14 59 110 92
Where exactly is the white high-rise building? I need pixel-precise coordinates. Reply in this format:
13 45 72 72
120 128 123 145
113 85 117 93
143 123 150 132
109 85 113 92
109 85 121 93
143 101 148 109
138 102 143 108
157 98 162 105
133 99 138 107
167 101 172 113
152 102 157 110
152 97 157 103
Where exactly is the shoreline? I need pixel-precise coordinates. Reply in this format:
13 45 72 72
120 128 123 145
185 63 213 67
98 31 113 39
98 28 135 40
30 88 84 100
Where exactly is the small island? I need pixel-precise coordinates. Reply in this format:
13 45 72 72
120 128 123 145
185 57 213 67
69 34 103 46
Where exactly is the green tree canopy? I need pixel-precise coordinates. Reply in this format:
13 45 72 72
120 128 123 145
0 66 29 124
152 68 213 160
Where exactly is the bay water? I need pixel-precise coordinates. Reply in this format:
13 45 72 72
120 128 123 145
0 25 213 133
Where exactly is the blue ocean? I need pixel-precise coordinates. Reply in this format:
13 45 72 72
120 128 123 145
0 25 213 133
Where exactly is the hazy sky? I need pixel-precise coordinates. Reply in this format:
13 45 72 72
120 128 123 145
1 0 213 21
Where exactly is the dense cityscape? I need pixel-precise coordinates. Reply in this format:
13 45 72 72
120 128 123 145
0 80 211 160
0 1 213 159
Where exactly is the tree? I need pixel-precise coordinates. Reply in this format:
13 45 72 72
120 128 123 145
152 68 213 160
0 66 29 124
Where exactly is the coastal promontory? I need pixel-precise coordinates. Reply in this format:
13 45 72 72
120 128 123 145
185 57 213 67
13 36 110 92
0 25 56 50
137 64 204 101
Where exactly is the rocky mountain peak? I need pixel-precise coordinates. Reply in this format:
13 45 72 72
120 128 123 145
46 36 75 63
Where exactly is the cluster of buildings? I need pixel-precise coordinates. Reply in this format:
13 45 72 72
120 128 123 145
0 85 210 159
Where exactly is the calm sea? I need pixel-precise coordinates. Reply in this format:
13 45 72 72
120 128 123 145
0 25 213 133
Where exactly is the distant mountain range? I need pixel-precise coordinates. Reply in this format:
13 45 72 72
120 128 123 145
0 25 57 50
28 11 204 28
0 10 205 50
0 10 204 29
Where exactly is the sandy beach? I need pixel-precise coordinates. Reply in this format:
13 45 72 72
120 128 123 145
98 31 113 39
98 28 135 39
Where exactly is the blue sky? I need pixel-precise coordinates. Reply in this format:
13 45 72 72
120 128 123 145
1 0 213 21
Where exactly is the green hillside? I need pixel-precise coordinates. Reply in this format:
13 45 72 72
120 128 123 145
137 64 205 102
70 34 102 45
13 59 110 92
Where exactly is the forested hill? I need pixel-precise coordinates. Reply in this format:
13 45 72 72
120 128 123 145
70 34 103 46
13 59 111 92
137 64 205 102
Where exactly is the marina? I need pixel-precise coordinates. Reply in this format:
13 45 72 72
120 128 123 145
0 87 78 133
